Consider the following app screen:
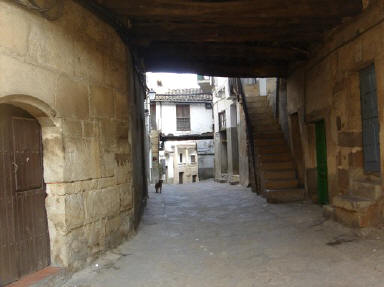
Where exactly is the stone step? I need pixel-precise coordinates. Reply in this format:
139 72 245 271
262 169 296 180
333 195 374 211
248 109 274 116
253 127 281 134
247 107 272 115
350 179 382 200
260 152 292 162
253 132 285 139
263 178 298 189
258 144 290 154
251 119 277 126
331 195 378 227
253 122 281 130
254 138 286 146
245 95 267 103
229 174 240 185
261 161 295 170
263 188 305 203
246 102 268 109
249 113 275 121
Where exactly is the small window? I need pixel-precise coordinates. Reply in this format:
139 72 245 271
176 104 190 131
191 155 196 163
205 103 212 109
179 153 183 163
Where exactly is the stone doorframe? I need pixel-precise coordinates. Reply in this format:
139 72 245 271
0 94 66 267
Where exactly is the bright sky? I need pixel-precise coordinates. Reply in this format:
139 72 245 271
146 72 200 94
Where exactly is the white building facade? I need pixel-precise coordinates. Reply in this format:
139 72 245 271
149 88 214 184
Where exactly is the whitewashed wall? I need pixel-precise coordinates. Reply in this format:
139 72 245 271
156 102 213 135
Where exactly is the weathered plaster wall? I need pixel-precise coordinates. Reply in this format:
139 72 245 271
0 1 145 270
173 144 199 184
287 1 384 204
197 140 215 180
213 85 239 181
156 102 213 135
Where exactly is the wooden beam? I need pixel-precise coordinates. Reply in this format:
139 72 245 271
160 133 214 142
129 27 324 43
128 15 344 28
86 0 363 78
144 58 288 78
138 42 309 62
97 0 362 19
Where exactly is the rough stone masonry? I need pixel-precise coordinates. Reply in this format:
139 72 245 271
0 0 146 271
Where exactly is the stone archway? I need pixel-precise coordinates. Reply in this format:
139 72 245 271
0 95 66 268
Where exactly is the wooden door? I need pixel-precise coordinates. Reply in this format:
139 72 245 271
315 120 329 205
0 104 50 286
360 64 381 172
179 172 184 184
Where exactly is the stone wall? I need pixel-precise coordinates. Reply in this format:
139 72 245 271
286 1 384 207
0 1 145 270
238 101 250 187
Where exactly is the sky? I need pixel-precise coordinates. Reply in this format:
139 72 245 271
146 72 200 94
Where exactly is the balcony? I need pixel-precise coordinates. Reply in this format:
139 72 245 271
197 75 213 93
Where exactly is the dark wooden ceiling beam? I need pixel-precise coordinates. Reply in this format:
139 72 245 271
139 42 309 61
87 0 363 77
97 0 362 19
129 28 324 43
144 58 289 78
129 16 344 28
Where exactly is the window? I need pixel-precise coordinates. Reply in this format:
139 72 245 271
179 153 183 163
360 64 381 172
191 155 196 163
176 104 190 131
205 103 212 109
219 111 226 131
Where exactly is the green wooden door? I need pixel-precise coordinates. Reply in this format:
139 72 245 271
315 120 329 204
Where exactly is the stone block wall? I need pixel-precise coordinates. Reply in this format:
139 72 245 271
0 1 145 270
286 1 384 204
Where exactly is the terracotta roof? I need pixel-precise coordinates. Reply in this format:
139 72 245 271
153 88 212 103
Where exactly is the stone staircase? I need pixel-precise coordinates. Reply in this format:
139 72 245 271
330 176 383 227
244 87 305 203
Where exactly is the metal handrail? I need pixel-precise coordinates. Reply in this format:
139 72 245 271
235 78 260 194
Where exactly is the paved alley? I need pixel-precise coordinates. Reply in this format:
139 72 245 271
64 181 384 287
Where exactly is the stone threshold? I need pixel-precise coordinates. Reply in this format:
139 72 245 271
7 267 67 287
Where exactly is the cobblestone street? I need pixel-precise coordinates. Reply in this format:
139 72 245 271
64 181 384 287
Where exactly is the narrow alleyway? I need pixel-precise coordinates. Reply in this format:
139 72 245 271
64 181 384 287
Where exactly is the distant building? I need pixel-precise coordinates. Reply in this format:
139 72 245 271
147 88 214 184
210 77 277 186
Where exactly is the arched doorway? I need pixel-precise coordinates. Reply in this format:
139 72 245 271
0 104 50 285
